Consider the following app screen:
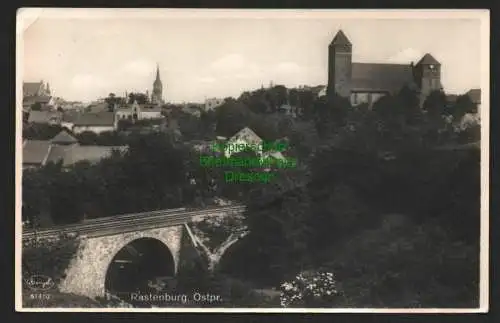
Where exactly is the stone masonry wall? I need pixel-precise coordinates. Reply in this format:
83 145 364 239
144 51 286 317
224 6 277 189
59 226 183 299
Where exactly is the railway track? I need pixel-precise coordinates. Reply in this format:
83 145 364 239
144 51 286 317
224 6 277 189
22 204 246 241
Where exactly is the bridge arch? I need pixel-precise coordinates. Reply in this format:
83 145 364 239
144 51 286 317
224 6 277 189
104 237 176 296
59 226 183 299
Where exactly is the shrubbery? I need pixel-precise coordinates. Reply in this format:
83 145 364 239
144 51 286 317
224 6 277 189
22 234 80 286
280 271 343 307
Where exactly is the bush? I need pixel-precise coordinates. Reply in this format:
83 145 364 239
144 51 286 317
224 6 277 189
279 270 343 308
22 234 80 285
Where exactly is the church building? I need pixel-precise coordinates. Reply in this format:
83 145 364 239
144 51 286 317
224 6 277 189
327 30 442 107
151 64 164 105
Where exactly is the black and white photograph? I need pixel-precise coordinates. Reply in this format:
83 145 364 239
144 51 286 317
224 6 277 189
16 9 489 312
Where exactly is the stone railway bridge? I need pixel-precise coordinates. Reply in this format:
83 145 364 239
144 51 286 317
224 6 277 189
22 204 246 299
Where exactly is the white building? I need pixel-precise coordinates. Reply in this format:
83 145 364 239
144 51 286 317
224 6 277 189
115 101 163 121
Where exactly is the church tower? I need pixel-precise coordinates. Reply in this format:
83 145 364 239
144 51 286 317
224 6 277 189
414 53 442 103
327 30 352 98
151 63 164 105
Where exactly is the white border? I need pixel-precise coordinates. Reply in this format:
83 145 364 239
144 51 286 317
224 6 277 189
15 8 490 313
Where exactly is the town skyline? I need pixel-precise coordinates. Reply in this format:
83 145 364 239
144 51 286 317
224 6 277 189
20 9 486 103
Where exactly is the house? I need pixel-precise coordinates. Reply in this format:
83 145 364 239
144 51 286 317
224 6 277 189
60 110 81 131
86 102 110 113
50 130 79 145
22 130 127 169
115 101 164 121
27 110 62 125
139 104 163 119
327 30 443 108
45 145 127 168
224 127 287 163
204 98 225 111
23 95 56 111
115 106 136 121
72 112 117 134
225 127 263 158
23 80 51 97
22 140 52 168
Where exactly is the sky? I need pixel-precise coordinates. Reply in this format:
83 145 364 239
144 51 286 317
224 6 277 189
19 9 488 103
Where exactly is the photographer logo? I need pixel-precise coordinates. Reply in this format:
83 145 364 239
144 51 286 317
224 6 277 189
24 275 55 291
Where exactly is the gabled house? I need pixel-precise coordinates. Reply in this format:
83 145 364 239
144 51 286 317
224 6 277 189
22 130 127 169
224 127 286 162
115 101 164 121
22 140 52 169
23 95 56 111
27 110 62 125
60 110 81 131
23 81 51 97
72 112 117 134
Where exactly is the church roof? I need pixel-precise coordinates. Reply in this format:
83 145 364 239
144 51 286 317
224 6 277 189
350 63 415 93
50 130 78 145
331 30 351 46
416 53 440 66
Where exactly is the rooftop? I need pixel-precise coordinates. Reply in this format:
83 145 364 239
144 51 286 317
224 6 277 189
23 140 51 165
351 62 416 93
28 111 61 124
331 30 351 46
416 53 440 66
74 112 115 127
50 130 78 145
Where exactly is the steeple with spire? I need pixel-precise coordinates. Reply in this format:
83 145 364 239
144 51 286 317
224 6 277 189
151 63 164 105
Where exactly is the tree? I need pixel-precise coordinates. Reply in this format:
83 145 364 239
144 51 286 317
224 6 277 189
451 95 477 121
215 101 253 137
423 90 449 118
395 86 422 126
76 131 99 145
271 85 289 108
313 94 350 139
104 93 126 111
297 90 315 120
128 92 149 104
289 89 299 108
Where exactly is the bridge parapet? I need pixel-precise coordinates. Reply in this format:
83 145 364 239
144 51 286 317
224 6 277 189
22 204 246 241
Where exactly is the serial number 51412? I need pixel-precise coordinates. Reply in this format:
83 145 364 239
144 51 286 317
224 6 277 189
29 293 51 300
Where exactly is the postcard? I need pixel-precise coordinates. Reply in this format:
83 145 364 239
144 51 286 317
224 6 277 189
16 8 489 313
